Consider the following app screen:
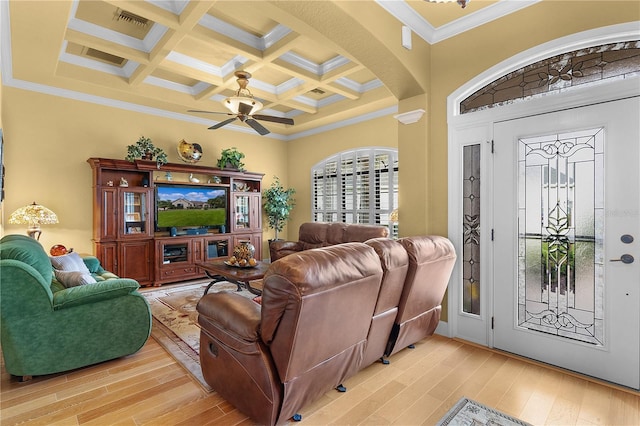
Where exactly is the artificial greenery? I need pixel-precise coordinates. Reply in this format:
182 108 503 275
216 147 246 171
125 136 168 167
263 176 296 240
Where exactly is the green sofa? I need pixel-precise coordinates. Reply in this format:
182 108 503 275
0 234 152 380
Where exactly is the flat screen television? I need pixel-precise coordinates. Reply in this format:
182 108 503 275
155 184 227 231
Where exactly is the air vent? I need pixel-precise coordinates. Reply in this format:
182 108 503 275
115 9 149 27
310 88 325 95
84 47 126 66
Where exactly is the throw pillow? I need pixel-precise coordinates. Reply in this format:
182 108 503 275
54 270 97 288
50 251 90 274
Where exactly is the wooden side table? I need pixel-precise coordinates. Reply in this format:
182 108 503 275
197 258 269 296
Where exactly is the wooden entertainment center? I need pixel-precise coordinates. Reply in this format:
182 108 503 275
88 158 264 286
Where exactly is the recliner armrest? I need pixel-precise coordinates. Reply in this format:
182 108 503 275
269 240 302 252
269 241 303 261
197 292 261 341
52 279 140 310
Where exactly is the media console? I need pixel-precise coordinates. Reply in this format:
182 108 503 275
88 157 264 286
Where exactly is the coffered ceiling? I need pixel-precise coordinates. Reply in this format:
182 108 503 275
2 0 538 139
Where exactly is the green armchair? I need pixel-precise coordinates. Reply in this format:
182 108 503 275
0 234 152 381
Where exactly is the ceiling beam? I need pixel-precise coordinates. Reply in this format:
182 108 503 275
129 1 216 86
254 0 428 100
64 29 150 65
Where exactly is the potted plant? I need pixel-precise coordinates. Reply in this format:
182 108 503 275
217 147 245 171
125 136 168 168
263 176 296 241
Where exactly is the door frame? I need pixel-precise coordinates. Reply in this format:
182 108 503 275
446 23 640 347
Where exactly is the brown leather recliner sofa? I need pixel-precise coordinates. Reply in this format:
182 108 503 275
196 235 456 425
269 221 389 261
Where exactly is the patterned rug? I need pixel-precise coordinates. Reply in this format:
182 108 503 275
142 280 257 392
437 397 532 426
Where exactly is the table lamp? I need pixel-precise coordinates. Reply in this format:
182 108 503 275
8 202 59 240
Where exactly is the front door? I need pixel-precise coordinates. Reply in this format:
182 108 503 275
492 97 639 389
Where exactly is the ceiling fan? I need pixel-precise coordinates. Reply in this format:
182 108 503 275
189 70 294 136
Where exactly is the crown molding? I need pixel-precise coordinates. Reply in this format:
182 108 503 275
375 0 541 44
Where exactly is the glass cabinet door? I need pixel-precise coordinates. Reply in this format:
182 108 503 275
234 194 251 230
122 189 149 236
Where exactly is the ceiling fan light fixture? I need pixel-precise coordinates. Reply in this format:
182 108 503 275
223 96 263 115
425 0 470 8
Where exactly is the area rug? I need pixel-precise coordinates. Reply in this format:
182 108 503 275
142 280 256 392
437 397 532 426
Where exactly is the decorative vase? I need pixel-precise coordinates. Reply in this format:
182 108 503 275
233 240 255 261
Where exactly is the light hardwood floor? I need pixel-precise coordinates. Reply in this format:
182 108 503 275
1 334 638 425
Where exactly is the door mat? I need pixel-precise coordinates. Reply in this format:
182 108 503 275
437 397 532 426
142 280 257 392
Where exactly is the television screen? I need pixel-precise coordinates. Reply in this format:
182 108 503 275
156 184 227 229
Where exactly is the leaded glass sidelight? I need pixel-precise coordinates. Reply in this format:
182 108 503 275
518 128 604 345
463 144 481 315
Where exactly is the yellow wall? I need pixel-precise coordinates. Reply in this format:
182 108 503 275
1 87 289 256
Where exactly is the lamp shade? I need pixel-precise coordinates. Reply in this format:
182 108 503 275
9 202 58 240
223 96 263 115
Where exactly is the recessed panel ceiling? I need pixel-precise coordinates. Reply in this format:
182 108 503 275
75 0 152 40
207 3 280 37
173 37 238 68
6 0 534 137
151 69 200 87
289 39 344 67
250 68 295 88
344 69 380 85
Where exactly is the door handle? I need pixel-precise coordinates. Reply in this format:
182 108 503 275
610 254 635 264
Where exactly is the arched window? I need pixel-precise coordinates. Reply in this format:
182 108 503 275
460 41 639 114
311 147 398 237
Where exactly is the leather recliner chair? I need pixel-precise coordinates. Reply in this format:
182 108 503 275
269 222 389 261
197 235 457 425
361 238 409 367
385 235 457 356
197 242 385 425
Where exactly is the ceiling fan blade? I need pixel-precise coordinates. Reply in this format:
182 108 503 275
252 114 294 125
189 109 234 116
245 118 270 135
208 117 237 130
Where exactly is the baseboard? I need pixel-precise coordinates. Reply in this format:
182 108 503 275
434 320 449 337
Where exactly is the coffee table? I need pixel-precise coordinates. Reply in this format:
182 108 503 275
197 258 269 296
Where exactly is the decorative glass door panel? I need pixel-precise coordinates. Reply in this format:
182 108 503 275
518 129 603 345
234 194 251 230
122 190 148 236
